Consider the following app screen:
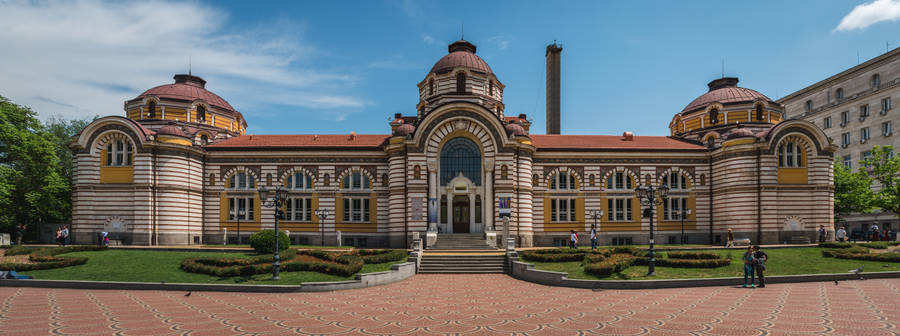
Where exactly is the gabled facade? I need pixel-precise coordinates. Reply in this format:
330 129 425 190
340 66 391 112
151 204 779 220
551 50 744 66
70 40 836 247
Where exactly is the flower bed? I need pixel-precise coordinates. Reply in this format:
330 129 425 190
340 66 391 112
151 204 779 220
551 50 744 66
525 247 730 278
822 246 900 262
181 249 407 278
0 246 106 271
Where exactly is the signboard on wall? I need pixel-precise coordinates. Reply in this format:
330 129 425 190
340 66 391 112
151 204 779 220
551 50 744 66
427 198 437 223
411 197 423 221
499 197 511 218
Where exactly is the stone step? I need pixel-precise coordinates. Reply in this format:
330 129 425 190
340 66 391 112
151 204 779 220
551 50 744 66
418 270 505 274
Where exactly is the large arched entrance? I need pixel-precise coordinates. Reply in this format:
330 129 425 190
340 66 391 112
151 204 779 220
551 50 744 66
438 137 483 233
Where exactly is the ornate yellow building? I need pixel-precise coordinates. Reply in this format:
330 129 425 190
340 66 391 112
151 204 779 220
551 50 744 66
70 40 835 247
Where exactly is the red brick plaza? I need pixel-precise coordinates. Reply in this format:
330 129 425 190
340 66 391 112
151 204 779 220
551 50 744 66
2 275 898 335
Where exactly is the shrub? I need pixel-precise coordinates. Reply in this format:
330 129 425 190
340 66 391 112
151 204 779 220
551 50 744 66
584 254 637 277
666 251 723 260
818 242 854 249
355 249 408 264
249 230 290 254
0 246 105 271
4 245 35 256
858 242 900 249
181 249 368 278
655 258 730 268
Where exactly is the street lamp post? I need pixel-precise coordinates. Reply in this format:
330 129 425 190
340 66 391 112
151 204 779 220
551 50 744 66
590 210 603 249
635 184 669 276
315 208 330 247
680 208 692 245
258 186 288 280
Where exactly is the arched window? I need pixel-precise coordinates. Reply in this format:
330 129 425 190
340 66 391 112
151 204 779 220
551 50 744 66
286 172 313 190
456 72 466 94
756 104 765 121
414 165 421 180
533 174 539 187
500 165 508 180
200 135 209 145
805 100 813 112
606 171 633 190
873 74 881 89
709 108 719 124
549 172 577 190
489 81 494 95
836 88 844 100
197 105 206 122
428 79 434 95
440 137 481 185
227 171 255 190
147 101 156 119
661 172 688 190
105 140 133 166
778 141 804 168
342 171 370 190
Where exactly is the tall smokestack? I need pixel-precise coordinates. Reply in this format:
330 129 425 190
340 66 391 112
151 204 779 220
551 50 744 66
546 42 562 135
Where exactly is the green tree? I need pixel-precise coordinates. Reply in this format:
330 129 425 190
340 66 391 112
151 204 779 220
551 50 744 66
833 160 874 223
44 115 95 182
862 146 900 221
0 95 70 238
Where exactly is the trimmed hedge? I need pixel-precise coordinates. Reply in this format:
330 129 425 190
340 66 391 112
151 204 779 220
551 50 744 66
520 248 594 262
354 249 408 264
822 246 900 263
584 254 638 277
654 258 731 268
819 241 900 249
3 245 35 256
180 249 377 278
666 251 723 260
859 242 900 249
249 230 290 254
0 246 106 271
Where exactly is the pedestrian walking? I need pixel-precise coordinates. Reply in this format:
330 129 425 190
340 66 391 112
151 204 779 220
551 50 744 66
753 245 767 288
836 226 847 242
590 225 598 250
870 224 880 242
818 225 826 243
569 230 578 249
725 228 735 248
61 226 69 246
742 246 756 288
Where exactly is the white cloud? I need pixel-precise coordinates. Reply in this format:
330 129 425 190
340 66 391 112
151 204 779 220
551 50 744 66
488 35 512 50
0 0 363 121
836 0 900 31
422 34 440 46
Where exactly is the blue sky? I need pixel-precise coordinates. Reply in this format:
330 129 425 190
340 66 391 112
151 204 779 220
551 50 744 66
1 0 899 136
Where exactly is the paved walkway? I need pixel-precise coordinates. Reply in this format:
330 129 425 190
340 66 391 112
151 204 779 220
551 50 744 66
1 275 898 335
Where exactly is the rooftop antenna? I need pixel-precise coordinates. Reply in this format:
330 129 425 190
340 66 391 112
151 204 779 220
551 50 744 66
461 22 464 40
189 55 192 76
721 57 725 78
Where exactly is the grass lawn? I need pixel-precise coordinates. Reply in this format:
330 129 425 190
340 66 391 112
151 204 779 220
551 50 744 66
23 249 405 285
527 247 900 280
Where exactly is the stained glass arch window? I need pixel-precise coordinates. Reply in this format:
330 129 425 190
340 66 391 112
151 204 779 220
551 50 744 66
440 137 481 186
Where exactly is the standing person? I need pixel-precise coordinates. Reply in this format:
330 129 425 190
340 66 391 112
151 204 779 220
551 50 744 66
61 226 69 246
14 224 25 245
590 225 598 250
836 226 847 242
569 230 578 249
742 246 756 288
55 227 62 246
753 245 767 288
870 223 879 242
818 225 827 243
725 228 735 248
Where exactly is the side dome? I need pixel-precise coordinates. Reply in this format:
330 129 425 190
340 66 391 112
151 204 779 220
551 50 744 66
505 123 527 137
136 74 235 112
157 123 186 137
393 123 416 137
680 77 773 115
429 40 493 75
723 125 756 140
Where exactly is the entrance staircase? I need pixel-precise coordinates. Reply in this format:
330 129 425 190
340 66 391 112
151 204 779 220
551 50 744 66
429 234 494 250
420 234 505 274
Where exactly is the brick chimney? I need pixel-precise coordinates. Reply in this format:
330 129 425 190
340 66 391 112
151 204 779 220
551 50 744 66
546 42 562 135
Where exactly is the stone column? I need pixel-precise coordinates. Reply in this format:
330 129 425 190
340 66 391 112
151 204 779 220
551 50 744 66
427 159 438 232
469 192 476 233
484 158 494 232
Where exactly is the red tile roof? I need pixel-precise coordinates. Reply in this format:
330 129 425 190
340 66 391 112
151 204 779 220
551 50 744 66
206 134 390 149
530 135 705 151
131 75 236 112
681 86 770 114
430 43 493 75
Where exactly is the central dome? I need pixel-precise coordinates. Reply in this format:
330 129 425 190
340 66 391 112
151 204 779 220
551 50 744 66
680 77 772 114
429 40 493 75
134 74 235 112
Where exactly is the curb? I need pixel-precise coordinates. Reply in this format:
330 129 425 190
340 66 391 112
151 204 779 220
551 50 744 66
508 260 900 289
0 262 416 293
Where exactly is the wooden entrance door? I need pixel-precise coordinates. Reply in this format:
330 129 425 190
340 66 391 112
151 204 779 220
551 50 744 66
452 195 470 233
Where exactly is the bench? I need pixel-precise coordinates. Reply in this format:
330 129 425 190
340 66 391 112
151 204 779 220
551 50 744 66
733 238 752 246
